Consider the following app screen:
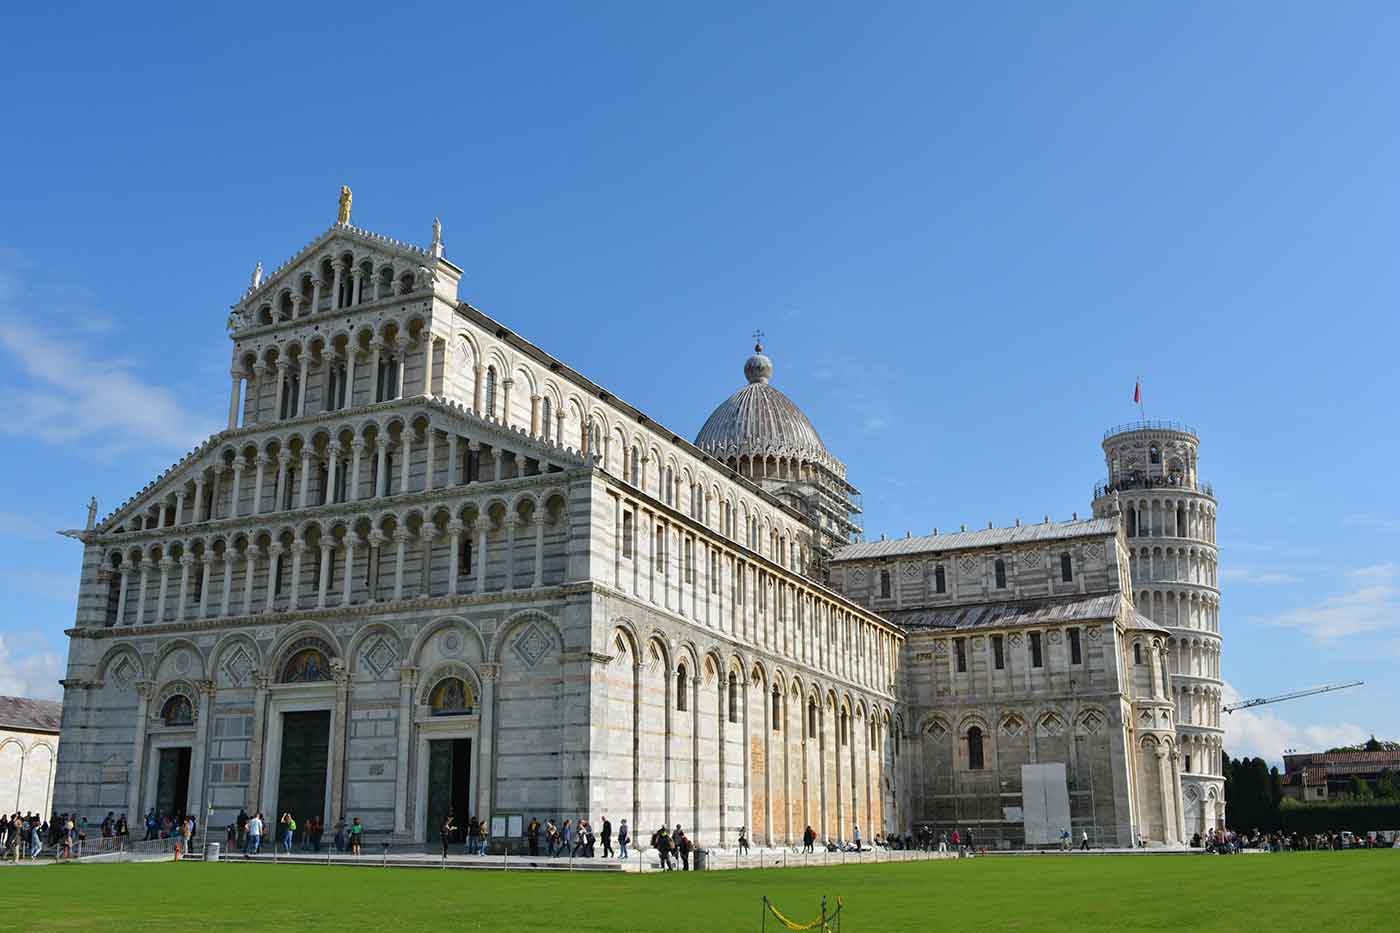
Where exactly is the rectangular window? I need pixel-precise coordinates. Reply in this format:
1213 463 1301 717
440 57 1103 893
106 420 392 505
1030 631 1043 668
955 637 967 673
1069 627 1082 665
684 538 694 584
992 634 1004 670
879 570 891 599
655 525 666 572
737 565 745 605
622 512 634 559
459 536 471 576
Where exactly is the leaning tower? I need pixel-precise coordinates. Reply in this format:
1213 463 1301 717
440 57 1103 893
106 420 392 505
1093 421 1224 839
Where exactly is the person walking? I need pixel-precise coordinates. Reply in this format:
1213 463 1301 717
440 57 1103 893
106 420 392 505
853 824 862 852
527 817 540 857
655 826 672 870
1080 830 1090 851
349 817 363 855
737 825 750 855
236 809 248 851
618 819 630 859
600 816 613 858
677 830 693 871
280 813 295 853
245 812 262 858
440 812 456 858
560 819 573 857
802 825 815 854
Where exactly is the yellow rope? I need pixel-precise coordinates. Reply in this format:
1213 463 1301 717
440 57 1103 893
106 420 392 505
764 897 845 931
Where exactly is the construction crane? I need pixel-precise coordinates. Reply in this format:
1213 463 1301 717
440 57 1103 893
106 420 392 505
1223 681 1364 714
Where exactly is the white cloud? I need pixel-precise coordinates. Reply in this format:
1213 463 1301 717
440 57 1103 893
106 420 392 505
1222 567 1299 585
0 257 217 453
1221 682 1368 764
0 634 64 700
1260 563 1399 640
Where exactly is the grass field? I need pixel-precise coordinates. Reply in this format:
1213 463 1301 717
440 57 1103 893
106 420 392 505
2 853 1396 931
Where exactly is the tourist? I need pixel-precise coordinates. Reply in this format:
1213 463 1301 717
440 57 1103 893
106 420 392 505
145 809 158 841
333 819 347 852
601 816 613 858
654 826 672 870
802 825 815 853
572 821 590 858
30 816 43 859
853 823 862 852
245 812 262 858
966 828 976 854
938 832 948 854
236 809 248 850
618 819 630 859
544 819 559 856
737 825 749 855
440 812 455 857
677 830 693 870
951 828 960 854
116 813 129 848
1059 828 1071 851
560 819 573 857
465 815 480 855
280 813 294 853
101 812 114 850
527 817 540 856
182 815 194 857
349 816 364 855
1080 829 1090 851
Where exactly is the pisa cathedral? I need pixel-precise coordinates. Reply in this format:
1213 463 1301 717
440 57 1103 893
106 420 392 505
51 201 1224 849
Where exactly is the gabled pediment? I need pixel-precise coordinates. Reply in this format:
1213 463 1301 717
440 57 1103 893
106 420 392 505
229 222 461 334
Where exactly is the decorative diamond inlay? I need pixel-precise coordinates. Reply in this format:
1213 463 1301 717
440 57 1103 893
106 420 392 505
110 656 136 690
174 649 192 674
222 647 253 687
362 636 398 678
512 623 553 668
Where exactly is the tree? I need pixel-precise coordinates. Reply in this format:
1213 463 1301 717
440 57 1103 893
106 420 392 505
1350 775 1373 799
1375 769 1398 799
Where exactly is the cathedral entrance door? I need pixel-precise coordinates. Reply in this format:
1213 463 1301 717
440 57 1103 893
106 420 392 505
155 747 191 819
425 738 472 845
276 710 330 828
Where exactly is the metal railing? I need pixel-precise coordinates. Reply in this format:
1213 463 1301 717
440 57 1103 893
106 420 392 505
1095 475 1214 499
1103 420 1198 441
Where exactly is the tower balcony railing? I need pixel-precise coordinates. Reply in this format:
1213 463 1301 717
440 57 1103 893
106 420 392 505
1094 473 1214 499
1103 420 1198 441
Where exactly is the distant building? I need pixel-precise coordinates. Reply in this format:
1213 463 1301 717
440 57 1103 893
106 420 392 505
0 695 62 815
1283 748 1400 801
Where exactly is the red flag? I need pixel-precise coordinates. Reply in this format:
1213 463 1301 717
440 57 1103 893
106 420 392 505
1133 381 1141 404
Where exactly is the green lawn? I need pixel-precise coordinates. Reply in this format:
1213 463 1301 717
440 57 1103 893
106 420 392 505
3 853 1396 931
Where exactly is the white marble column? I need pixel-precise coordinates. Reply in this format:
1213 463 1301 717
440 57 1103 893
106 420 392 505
188 680 215 818
423 428 436 492
532 515 546 587
325 447 340 504
394 335 409 399
273 361 289 420
154 557 172 623
344 344 358 408
297 353 310 415
394 666 417 833
503 517 517 592
398 431 413 495
392 531 408 601
421 333 435 395
350 441 364 501
220 554 234 617
242 548 259 615
342 538 356 606
318 543 333 609
227 372 244 430
447 521 463 595
475 521 488 594
274 452 291 511
264 544 283 611
126 681 152 821
252 455 268 516
176 554 193 621
288 540 305 610
115 567 132 624
445 434 458 488
198 557 213 619
374 439 389 497
476 664 498 825
299 451 313 507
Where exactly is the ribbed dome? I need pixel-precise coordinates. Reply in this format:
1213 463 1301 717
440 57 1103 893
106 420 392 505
695 343 833 466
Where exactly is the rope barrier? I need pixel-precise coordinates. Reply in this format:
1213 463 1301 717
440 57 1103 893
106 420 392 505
762 896 844 931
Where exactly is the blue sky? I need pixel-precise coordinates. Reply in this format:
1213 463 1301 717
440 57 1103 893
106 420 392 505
2 2 1396 763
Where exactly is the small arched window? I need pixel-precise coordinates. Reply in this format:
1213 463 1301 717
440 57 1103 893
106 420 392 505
840 709 850 746
727 672 738 723
967 725 985 770
1060 552 1073 583
771 685 781 732
994 559 1007 589
1150 445 1161 465
879 569 891 599
664 466 674 505
1134 643 1143 665
1126 506 1138 538
808 699 818 738
934 564 946 594
676 666 688 712
541 397 552 440
161 695 193 726
485 366 498 418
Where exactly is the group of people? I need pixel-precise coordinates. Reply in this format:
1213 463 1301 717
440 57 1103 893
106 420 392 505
231 810 361 857
1194 828 1398 853
649 824 696 869
2 812 91 860
438 813 493 856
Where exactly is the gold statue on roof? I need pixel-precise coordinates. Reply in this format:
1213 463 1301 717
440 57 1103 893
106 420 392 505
337 185 353 225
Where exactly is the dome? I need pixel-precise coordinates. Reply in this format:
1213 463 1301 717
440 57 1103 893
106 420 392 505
695 343 835 467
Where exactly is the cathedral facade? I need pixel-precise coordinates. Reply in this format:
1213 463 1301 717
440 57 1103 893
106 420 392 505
51 207 1222 849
